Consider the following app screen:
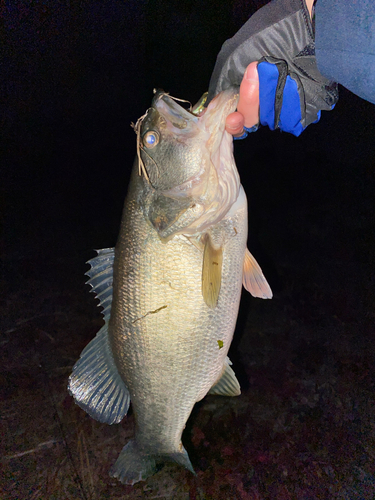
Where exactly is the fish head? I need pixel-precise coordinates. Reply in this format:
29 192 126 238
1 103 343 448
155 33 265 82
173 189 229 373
138 90 207 191
137 88 240 240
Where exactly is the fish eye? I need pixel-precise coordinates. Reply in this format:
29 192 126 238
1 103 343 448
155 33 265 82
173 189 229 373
143 131 159 148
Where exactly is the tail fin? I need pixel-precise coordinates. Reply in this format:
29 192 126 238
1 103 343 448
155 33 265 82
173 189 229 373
110 440 195 485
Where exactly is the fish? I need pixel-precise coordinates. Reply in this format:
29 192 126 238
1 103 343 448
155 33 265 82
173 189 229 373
68 87 272 485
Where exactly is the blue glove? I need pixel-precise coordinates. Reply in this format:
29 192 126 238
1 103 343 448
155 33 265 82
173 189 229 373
207 0 338 137
257 58 322 137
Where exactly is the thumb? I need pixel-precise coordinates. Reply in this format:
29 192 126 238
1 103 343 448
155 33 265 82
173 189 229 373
237 61 260 129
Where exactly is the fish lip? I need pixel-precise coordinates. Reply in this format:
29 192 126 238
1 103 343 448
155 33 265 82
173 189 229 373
151 88 168 104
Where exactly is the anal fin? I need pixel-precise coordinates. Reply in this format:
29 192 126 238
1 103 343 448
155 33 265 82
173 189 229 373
243 248 273 299
68 324 130 424
208 357 241 396
202 234 223 308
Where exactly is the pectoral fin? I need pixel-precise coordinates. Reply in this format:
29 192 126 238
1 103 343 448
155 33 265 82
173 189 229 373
202 234 223 308
243 248 273 299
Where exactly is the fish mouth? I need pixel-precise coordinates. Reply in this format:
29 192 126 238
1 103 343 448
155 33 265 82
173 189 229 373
152 89 199 129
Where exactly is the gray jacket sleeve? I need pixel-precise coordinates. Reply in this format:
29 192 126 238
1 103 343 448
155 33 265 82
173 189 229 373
316 0 375 104
207 0 338 130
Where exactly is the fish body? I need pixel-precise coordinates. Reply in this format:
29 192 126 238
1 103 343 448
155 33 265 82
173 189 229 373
68 88 272 484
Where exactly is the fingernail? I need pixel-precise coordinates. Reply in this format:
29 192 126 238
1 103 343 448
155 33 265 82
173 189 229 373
244 65 257 82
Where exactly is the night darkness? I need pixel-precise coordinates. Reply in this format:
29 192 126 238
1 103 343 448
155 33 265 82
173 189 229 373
2 1 375 499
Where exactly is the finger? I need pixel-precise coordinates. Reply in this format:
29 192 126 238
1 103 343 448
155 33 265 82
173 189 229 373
225 111 245 136
237 62 259 129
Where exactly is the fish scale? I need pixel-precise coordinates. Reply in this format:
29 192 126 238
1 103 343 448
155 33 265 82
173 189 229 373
68 88 272 485
110 177 248 453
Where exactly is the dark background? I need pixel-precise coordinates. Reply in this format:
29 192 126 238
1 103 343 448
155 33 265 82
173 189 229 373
2 1 375 499
2 0 374 273
2 0 374 284
2 0 247 262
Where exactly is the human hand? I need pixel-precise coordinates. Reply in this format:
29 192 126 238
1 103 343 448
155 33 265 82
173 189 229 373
225 0 315 139
208 0 338 138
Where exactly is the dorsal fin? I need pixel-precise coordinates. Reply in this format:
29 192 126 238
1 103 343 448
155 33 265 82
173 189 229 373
86 248 115 322
68 324 130 424
242 248 272 299
69 247 131 424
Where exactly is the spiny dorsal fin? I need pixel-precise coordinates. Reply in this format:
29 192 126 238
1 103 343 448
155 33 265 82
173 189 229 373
243 248 273 299
202 234 223 308
208 357 241 396
86 248 115 322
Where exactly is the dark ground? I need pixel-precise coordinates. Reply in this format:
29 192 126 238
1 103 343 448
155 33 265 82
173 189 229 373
1 2 375 499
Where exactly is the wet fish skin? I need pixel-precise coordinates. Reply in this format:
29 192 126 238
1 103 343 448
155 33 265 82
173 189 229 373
68 88 272 485
110 89 247 483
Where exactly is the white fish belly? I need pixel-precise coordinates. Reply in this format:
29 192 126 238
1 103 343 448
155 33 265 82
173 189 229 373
109 187 248 453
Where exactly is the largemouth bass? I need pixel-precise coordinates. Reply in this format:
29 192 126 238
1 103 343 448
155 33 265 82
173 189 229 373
68 88 272 485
